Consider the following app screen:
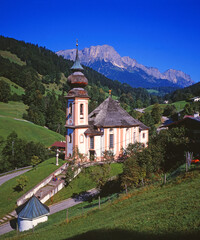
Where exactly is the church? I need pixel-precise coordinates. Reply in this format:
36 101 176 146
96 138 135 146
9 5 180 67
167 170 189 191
65 43 149 161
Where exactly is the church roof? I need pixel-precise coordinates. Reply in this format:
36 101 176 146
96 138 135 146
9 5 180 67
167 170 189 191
71 40 83 71
17 195 49 220
89 97 147 128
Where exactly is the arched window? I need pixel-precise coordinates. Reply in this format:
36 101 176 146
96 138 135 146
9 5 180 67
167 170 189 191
80 104 84 119
69 133 72 143
69 103 72 115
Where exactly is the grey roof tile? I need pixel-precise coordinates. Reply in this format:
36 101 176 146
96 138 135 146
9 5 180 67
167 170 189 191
89 97 148 128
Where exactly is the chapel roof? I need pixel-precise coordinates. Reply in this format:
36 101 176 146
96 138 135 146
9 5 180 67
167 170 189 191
88 96 148 128
17 195 49 220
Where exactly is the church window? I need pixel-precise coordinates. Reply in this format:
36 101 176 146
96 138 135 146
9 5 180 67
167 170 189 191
90 136 94 149
69 103 73 115
133 132 136 142
109 134 114 149
69 133 72 143
80 104 84 119
143 133 145 139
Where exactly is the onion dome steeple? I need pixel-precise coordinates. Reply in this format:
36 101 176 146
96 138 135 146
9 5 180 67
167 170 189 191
67 40 88 98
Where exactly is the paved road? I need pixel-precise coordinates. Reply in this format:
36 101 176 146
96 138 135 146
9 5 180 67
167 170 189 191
0 169 31 186
0 188 98 236
49 188 98 214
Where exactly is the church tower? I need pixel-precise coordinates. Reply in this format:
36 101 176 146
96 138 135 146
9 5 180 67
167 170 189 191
65 41 89 159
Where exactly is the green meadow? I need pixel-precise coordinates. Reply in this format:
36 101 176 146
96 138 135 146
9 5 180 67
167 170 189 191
0 101 64 146
3 166 200 240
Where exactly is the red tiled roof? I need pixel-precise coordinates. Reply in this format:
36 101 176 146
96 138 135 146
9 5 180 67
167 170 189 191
51 141 66 148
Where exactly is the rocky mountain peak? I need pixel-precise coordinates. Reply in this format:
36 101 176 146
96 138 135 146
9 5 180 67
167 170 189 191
57 45 194 88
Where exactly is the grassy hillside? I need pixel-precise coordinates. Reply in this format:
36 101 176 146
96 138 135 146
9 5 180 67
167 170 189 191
0 101 64 145
145 100 187 113
0 50 26 66
0 77 25 96
0 158 65 219
47 163 123 205
0 116 64 146
3 167 200 240
0 101 27 118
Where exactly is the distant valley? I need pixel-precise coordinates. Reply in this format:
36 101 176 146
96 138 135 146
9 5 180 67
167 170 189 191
57 45 194 88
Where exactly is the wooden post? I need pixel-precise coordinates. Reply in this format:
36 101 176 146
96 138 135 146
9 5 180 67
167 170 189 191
141 178 144 187
98 196 101 209
164 174 166 184
82 207 83 216
66 208 69 223
16 221 19 235
125 184 128 194
186 161 188 172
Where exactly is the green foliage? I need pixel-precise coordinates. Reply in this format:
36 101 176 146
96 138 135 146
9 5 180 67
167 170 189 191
16 175 29 191
89 164 111 190
31 155 41 168
163 104 177 117
65 165 78 186
0 131 49 172
102 150 114 162
0 80 11 102
151 103 162 124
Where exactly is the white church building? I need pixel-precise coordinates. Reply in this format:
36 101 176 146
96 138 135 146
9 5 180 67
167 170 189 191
65 43 149 161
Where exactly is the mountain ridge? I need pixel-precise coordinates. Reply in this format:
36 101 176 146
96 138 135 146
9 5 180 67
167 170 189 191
57 45 194 88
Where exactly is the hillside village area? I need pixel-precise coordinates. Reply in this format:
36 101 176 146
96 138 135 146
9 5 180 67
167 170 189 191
0 36 200 240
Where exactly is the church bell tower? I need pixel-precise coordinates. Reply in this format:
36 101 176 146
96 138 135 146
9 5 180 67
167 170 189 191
65 41 89 159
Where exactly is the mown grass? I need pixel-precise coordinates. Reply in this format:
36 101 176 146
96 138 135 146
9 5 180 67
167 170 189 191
47 163 123 205
0 101 28 118
0 50 26 66
0 158 65 219
3 167 200 240
0 115 64 146
0 77 25 96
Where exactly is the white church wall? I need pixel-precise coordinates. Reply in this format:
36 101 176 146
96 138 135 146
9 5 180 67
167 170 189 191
95 136 101 159
18 216 48 232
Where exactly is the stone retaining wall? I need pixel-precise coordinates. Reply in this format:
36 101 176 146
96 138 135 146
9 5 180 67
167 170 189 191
17 162 68 206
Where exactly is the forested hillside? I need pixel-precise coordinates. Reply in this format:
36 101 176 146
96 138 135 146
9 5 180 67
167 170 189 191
0 36 160 135
165 81 200 102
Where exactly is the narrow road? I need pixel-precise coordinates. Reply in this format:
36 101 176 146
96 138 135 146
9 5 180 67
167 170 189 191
0 188 98 236
0 168 31 186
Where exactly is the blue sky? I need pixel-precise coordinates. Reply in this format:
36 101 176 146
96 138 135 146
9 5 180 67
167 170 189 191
0 0 200 82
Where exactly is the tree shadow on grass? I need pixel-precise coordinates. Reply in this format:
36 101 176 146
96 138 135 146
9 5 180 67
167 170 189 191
13 185 23 192
64 228 200 240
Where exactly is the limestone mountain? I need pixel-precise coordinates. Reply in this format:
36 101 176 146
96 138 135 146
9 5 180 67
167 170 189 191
57 45 194 88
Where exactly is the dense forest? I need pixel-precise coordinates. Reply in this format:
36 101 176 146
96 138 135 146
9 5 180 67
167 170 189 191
0 36 162 134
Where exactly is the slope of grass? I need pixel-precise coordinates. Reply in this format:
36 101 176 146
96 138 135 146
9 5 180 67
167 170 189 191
47 163 123 205
0 101 27 118
0 158 65 219
0 77 25 95
145 100 187 113
172 100 187 111
0 50 26 66
0 115 65 146
4 167 200 240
